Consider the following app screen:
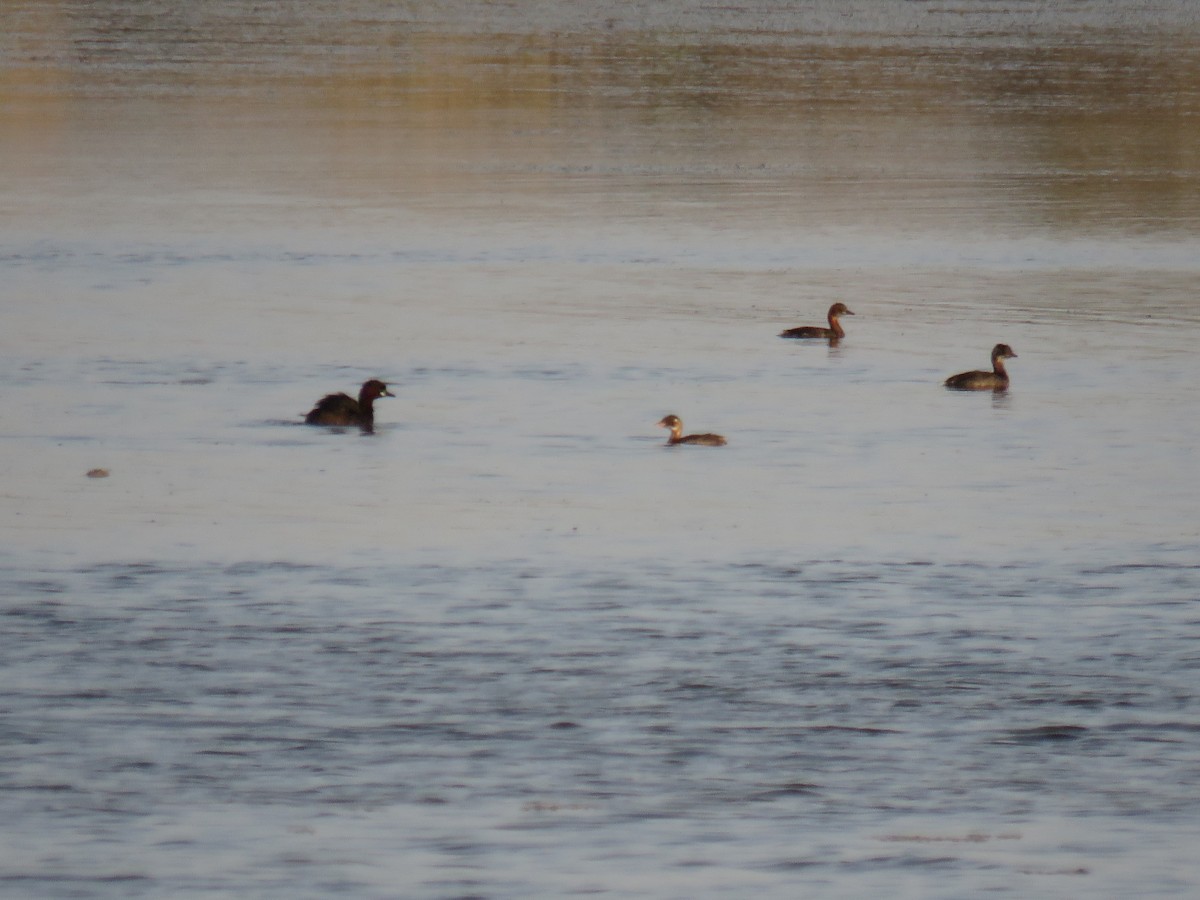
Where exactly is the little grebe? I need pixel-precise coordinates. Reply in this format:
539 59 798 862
305 379 394 429
779 302 855 340
657 414 727 447
944 344 1018 391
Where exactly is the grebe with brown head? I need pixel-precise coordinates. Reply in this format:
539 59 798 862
657 415 727 447
944 344 1017 391
304 379 394 430
779 302 854 340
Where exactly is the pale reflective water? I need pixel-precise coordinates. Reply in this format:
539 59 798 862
2 2 1200 897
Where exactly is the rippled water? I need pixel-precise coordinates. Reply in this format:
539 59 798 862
5 557 1199 898
3 2 1200 897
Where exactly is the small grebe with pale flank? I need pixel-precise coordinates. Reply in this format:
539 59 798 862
944 344 1018 391
779 302 855 340
305 379 394 429
657 414 727 447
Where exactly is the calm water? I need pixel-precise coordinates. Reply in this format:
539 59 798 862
3 2 1200 897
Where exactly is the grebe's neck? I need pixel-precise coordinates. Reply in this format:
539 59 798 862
355 390 378 427
991 355 1009 378
828 313 845 338
358 386 385 413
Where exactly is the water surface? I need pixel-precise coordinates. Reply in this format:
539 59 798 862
2 2 1199 897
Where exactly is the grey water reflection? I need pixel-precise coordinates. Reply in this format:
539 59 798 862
4 1 1200 237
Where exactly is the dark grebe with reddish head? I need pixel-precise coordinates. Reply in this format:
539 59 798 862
944 344 1017 391
657 414 727 447
305 379 394 430
779 303 855 340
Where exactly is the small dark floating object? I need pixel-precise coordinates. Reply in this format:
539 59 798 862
1005 724 1087 743
86 469 110 478
776 782 820 794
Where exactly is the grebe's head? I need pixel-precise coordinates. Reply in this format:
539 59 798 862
657 415 681 430
360 380 395 401
992 344 1017 360
830 302 854 317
